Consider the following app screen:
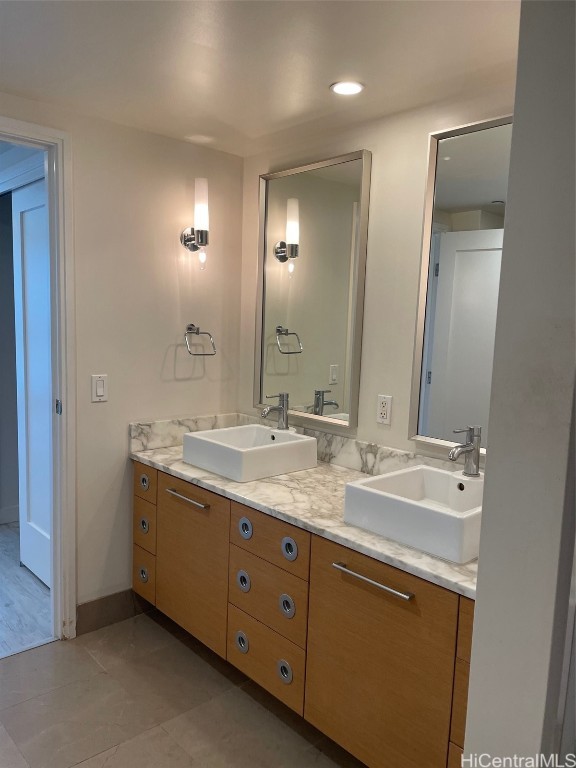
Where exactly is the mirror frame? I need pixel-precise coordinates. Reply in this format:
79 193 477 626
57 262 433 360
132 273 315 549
408 116 513 451
254 149 372 435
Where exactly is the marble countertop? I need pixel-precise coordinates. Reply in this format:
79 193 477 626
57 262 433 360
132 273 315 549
131 446 477 599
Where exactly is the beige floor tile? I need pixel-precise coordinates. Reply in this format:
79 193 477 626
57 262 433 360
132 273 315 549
107 639 237 717
290 748 355 768
73 613 180 672
72 727 196 768
162 686 327 768
0 640 102 711
0 632 241 768
169 625 247 687
308 736 368 768
0 724 29 768
0 671 184 768
239 680 324 747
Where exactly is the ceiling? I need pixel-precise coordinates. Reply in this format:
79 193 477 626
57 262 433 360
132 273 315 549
435 122 513 213
0 1 520 157
0 141 43 172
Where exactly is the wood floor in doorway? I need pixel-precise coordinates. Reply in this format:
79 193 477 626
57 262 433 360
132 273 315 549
0 522 52 658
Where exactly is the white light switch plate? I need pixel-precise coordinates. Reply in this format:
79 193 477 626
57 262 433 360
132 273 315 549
329 364 339 385
91 374 108 402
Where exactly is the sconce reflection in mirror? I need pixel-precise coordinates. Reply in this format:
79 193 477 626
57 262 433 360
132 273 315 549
180 178 210 270
274 198 299 263
184 324 217 356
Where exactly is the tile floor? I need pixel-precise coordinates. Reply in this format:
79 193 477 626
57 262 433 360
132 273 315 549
0 611 366 768
0 523 52 659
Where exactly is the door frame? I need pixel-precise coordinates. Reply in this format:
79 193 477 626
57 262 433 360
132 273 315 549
0 116 77 640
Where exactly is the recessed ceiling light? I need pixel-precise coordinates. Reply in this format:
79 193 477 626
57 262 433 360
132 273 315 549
491 200 505 205
442 156 451 161
330 81 364 96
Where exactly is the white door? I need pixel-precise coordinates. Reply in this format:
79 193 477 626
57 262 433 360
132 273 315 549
12 179 52 587
425 229 503 447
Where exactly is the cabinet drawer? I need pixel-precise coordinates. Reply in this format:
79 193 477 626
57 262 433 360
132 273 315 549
132 545 156 604
133 461 158 504
229 544 308 648
305 536 458 768
156 472 230 658
448 743 463 768
230 502 310 581
227 604 305 715
450 657 470 748
133 496 157 554
457 596 474 662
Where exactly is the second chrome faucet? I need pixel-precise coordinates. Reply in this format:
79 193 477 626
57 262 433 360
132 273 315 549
261 393 290 430
448 426 482 477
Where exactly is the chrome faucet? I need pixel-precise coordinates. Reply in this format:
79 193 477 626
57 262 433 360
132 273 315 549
448 426 482 477
261 393 289 430
313 389 340 416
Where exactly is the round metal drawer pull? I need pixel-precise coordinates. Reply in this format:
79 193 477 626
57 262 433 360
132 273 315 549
235 631 249 654
279 593 296 619
236 569 251 593
277 659 293 684
139 517 149 534
239 517 253 540
281 536 298 561
139 474 150 491
139 567 149 583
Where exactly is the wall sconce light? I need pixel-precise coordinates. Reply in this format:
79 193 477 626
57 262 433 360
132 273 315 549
274 198 299 262
180 178 209 269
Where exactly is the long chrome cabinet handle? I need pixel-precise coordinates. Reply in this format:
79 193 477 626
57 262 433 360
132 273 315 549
166 488 210 510
332 562 414 601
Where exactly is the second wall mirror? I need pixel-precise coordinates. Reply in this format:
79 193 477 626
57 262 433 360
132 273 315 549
410 118 513 450
255 150 372 432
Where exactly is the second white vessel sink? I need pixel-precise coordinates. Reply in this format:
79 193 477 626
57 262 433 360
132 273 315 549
183 424 317 482
344 465 483 563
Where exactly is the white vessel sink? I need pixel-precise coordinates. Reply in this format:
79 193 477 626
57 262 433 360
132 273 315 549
344 465 483 563
183 425 317 483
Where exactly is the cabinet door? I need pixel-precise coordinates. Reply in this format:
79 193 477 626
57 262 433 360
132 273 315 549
132 545 156 605
228 544 309 648
227 605 306 715
156 473 230 657
305 536 458 768
230 502 311 580
133 461 158 504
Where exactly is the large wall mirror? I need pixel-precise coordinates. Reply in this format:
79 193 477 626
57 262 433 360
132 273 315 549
410 118 513 450
255 150 371 432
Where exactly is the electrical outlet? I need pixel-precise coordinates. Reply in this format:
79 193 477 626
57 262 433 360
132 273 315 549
376 395 392 425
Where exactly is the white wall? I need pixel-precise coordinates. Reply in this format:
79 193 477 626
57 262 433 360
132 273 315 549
0 90 244 604
239 86 515 451
0 45 516 607
466 0 575 755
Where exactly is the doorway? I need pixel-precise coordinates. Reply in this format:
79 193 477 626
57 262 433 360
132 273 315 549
0 118 76 657
0 143 54 657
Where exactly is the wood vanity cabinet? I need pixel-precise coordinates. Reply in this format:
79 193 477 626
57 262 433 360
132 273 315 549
448 743 464 767
155 472 230 658
305 536 459 768
132 461 158 604
449 596 474 755
131 462 475 768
